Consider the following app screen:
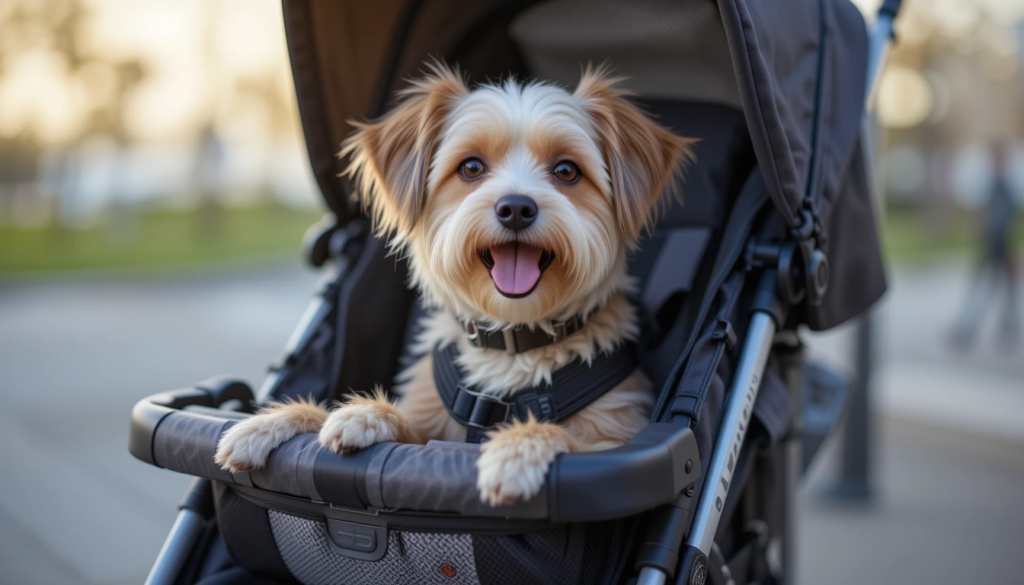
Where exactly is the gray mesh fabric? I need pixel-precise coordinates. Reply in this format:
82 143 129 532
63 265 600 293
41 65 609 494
268 511 480 585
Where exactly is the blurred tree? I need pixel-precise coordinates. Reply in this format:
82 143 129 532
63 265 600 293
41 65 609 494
191 0 300 238
0 0 148 233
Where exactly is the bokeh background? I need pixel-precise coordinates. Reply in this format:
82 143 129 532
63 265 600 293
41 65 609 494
0 0 1021 583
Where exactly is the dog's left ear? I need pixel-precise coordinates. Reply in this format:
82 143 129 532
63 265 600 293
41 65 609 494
341 62 469 239
574 66 696 243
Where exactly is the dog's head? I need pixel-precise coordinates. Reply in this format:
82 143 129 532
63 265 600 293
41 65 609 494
343 63 694 326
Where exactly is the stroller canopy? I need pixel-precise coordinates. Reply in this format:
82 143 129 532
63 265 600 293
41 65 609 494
283 0 884 328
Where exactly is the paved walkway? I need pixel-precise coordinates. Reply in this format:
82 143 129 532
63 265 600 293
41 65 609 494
801 257 1024 584
0 259 1019 584
807 258 1024 445
0 265 321 584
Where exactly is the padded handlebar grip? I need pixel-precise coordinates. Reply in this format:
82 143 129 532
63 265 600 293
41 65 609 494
128 379 253 466
131 389 700 522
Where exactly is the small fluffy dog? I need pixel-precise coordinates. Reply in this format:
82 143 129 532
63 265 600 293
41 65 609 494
215 63 694 506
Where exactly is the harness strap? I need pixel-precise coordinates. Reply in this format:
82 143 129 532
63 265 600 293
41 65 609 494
432 341 639 443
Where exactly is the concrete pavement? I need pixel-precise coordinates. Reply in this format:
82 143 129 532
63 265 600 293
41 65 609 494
802 257 1024 583
0 258 1020 584
0 264 320 584
799 415 1024 584
807 257 1024 446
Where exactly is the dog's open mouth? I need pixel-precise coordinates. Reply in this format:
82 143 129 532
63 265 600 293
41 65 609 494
478 243 554 299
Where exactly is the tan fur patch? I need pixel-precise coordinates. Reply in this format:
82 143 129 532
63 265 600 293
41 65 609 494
341 61 469 240
477 413 581 506
394 354 469 443
319 387 420 454
214 398 328 473
574 64 697 243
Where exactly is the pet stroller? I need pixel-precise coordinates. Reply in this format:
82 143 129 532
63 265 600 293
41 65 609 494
130 0 900 583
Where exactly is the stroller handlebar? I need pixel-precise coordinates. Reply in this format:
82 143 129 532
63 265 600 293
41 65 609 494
130 385 700 523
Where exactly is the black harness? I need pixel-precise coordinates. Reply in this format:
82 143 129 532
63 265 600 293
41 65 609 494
432 336 639 443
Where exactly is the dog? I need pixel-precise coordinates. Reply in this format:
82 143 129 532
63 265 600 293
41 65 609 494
214 63 694 506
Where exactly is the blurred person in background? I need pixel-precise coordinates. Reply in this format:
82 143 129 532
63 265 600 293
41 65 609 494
951 139 1021 349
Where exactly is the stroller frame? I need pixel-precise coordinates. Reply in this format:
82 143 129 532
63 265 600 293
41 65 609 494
663 5 902 582
133 1 901 583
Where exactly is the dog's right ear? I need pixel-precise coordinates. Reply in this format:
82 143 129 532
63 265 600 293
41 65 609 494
341 62 468 239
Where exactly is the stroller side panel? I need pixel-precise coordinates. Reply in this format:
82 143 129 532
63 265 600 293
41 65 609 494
212 481 638 585
269 513 479 585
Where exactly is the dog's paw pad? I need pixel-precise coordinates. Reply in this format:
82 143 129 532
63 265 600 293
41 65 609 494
476 422 575 506
318 404 401 454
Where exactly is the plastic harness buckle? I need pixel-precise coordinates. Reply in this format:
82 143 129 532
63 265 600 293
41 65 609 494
451 385 511 429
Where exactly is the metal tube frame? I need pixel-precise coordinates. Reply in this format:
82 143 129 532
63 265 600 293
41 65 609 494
688 311 777 555
639 276 781 585
636 566 669 585
646 4 901 582
649 2 902 551
144 508 206 585
776 331 805 585
865 9 896 110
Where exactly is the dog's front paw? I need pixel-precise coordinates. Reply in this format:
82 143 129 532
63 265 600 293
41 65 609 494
318 390 412 454
477 416 579 506
215 400 327 473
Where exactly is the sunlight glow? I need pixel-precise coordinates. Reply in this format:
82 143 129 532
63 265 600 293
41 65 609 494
878 65 933 129
0 0 295 145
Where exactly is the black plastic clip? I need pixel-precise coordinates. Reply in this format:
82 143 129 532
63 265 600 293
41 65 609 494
710 319 737 350
791 208 830 308
790 208 817 242
452 385 511 429
303 216 369 268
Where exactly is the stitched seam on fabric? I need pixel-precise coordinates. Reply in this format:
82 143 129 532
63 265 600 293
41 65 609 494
725 0 793 222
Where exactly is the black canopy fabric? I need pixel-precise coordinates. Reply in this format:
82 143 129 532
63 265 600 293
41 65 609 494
718 0 886 328
721 0 869 231
281 0 886 329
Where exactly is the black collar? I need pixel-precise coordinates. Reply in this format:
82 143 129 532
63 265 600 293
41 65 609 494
462 314 586 354
432 341 639 443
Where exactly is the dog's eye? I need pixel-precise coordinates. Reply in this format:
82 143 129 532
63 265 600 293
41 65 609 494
459 158 486 180
553 161 580 184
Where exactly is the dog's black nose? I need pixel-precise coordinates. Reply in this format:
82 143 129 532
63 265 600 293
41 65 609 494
495 195 538 232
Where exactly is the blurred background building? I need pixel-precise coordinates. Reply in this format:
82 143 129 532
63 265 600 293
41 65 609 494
0 1 1021 584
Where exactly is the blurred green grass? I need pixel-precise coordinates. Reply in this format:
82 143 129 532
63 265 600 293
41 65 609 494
1 204 1019 276
881 208 1024 263
0 203 323 275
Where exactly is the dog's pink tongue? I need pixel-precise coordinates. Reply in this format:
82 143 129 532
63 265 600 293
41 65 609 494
490 243 543 295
